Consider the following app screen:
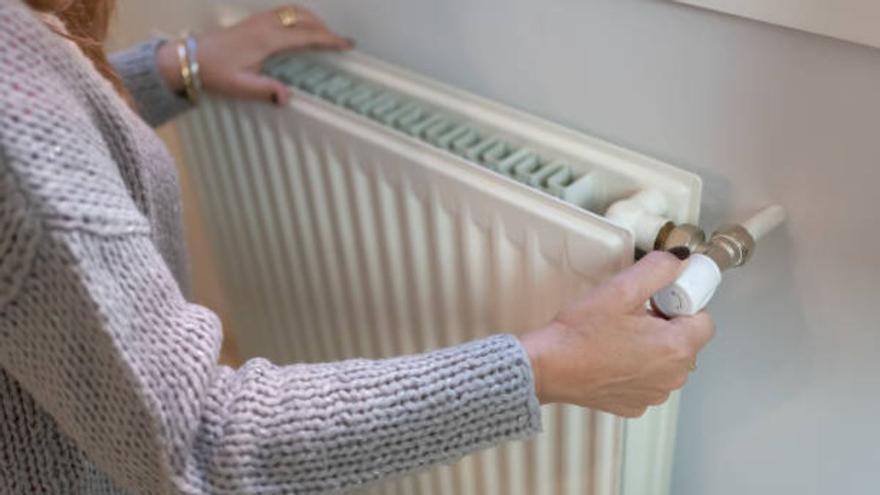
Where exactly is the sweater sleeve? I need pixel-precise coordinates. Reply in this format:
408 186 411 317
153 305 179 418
110 38 192 127
0 163 542 494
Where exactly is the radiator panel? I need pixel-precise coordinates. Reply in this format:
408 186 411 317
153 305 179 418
178 55 690 494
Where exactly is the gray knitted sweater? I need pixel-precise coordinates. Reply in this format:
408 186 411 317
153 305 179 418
0 2 541 494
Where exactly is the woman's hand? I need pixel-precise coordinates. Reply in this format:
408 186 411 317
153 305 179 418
519 251 715 417
157 5 352 105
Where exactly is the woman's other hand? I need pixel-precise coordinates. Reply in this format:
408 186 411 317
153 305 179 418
519 251 715 417
157 5 352 105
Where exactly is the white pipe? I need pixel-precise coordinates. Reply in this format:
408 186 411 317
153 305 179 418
604 189 671 252
741 204 787 241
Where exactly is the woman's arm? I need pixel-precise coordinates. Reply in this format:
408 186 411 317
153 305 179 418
111 6 351 128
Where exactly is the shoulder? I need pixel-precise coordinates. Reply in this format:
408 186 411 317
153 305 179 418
0 1 150 236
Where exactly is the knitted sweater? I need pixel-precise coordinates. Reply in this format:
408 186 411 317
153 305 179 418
0 2 542 494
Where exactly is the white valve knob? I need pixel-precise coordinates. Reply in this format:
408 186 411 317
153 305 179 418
651 254 722 317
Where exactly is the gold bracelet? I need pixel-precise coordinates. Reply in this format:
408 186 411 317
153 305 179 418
176 38 197 103
184 35 202 95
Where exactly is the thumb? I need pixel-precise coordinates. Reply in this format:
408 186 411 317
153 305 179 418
228 72 291 106
596 250 688 312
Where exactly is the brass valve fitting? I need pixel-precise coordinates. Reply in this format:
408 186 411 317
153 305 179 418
657 223 756 272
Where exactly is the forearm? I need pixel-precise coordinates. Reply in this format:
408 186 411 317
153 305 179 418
110 38 191 127
197 335 541 493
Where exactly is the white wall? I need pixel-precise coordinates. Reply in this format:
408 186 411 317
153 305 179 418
113 1 880 493
676 0 880 49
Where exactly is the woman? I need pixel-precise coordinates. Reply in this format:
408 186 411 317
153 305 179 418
0 0 714 493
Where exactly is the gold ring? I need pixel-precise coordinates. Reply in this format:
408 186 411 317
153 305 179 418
277 7 299 28
688 360 697 372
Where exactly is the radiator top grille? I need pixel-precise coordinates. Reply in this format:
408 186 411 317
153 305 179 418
265 55 605 215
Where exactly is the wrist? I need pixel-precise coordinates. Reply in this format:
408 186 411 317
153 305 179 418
156 40 184 92
519 327 552 405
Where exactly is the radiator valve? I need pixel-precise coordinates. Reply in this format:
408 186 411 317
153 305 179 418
650 205 786 317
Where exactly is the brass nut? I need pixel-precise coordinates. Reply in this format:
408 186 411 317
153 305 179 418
706 224 755 270
659 224 707 253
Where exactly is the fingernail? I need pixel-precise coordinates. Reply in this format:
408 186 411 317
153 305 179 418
668 246 691 260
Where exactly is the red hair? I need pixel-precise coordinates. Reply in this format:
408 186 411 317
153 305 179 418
25 0 129 97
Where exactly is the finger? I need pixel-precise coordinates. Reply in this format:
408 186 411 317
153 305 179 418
596 251 687 312
656 367 689 392
280 26 353 51
266 5 324 30
281 5 326 29
229 72 291 106
649 391 671 406
617 405 648 418
671 311 715 352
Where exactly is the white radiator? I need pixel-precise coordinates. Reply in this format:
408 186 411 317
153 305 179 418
177 52 701 495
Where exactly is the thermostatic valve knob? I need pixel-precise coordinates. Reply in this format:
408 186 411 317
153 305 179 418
649 205 785 317
651 254 722 317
